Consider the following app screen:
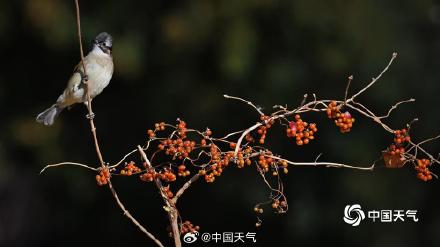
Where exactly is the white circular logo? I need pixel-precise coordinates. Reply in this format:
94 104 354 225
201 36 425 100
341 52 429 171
183 231 199 243
343 204 365 226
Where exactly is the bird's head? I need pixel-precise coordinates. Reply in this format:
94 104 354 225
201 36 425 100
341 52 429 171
93 32 113 55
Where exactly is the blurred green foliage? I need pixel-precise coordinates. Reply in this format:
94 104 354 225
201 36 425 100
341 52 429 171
0 0 440 246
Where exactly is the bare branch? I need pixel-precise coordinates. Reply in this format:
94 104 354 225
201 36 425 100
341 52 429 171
348 52 398 102
172 174 200 204
266 155 375 170
378 98 416 119
137 145 182 247
107 180 164 247
345 104 394 133
108 148 138 169
40 162 98 174
233 122 262 156
344 75 353 104
224 94 265 116
415 133 440 148
299 94 308 107
74 0 105 167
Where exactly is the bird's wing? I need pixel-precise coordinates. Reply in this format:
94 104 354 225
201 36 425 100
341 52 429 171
56 60 87 107
72 60 86 78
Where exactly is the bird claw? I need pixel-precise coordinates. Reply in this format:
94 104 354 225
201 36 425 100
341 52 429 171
86 112 95 120
81 74 89 82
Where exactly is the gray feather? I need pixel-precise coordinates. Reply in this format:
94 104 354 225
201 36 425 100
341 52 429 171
36 105 63 126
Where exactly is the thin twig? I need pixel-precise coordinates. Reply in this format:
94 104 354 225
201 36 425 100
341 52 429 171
107 180 164 247
233 122 262 156
344 75 353 105
378 98 416 119
172 174 200 204
108 148 138 169
345 104 394 133
266 155 375 170
75 0 104 167
299 94 308 107
218 129 247 140
40 162 98 174
224 94 264 116
415 133 440 148
348 52 397 102
74 2 163 246
137 146 182 247
408 140 440 165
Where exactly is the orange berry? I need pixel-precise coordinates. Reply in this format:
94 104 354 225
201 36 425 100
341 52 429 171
205 129 212 136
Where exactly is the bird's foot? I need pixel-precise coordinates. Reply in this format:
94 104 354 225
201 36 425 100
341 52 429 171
81 74 89 82
86 112 95 120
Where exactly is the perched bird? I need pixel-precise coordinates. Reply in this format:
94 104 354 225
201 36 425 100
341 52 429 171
36 32 114 126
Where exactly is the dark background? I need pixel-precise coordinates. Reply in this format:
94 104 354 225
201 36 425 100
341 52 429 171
1 0 440 246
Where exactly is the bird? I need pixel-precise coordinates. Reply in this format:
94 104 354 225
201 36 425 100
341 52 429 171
36 32 114 126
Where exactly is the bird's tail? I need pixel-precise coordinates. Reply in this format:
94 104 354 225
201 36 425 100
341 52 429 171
36 104 64 126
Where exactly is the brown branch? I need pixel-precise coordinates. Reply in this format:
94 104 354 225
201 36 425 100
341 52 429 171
137 146 182 247
266 155 375 170
347 52 398 102
74 1 164 246
74 0 104 167
107 180 165 247
108 148 138 170
345 103 394 133
40 162 98 174
224 94 264 116
344 75 353 104
378 98 416 119
408 140 440 165
172 174 200 204
40 161 164 246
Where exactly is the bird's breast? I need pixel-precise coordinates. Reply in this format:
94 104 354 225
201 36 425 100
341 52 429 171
86 55 114 98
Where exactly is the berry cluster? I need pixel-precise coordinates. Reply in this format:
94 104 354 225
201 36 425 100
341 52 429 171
257 115 275 144
204 128 213 137
271 199 288 212
163 185 174 199
286 114 317 145
415 159 432 181
96 167 111 186
235 146 253 168
140 168 177 183
139 169 156 182
393 128 411 145
147 129 155 138
245 133 254 143
257 153 289 175
178 164 190 177
155 122 166 131
254 206 264 214
326 101 340 118
177 120 188 138
148 122 168 138
388 144 405 156
158 138 196 159
383 128 410 168
279 159 289 174
180 220 200 235
202 144 231 183
326 101 355 133
120 161 141 176
258 152 275 173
